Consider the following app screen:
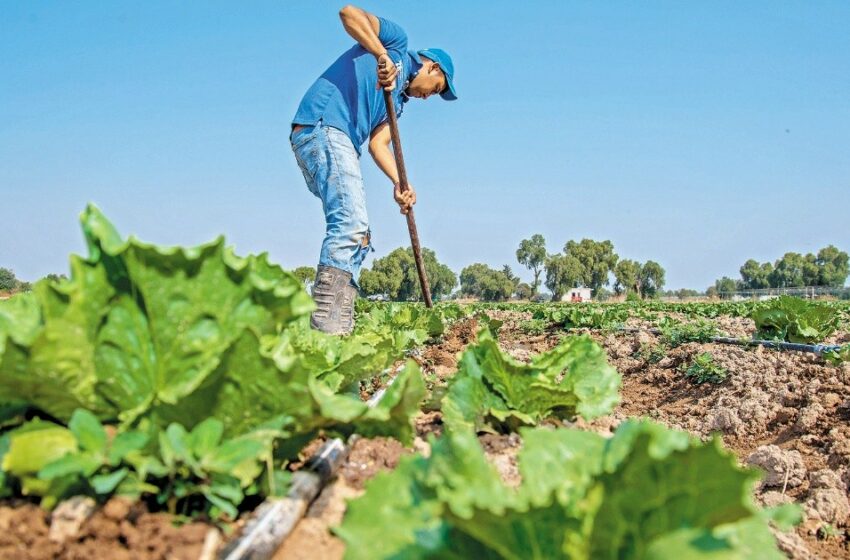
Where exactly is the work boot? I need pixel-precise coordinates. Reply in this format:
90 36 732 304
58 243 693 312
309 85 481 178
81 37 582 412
310 265 357 335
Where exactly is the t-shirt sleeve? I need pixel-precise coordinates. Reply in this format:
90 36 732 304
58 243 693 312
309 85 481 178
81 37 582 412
377 16 408 54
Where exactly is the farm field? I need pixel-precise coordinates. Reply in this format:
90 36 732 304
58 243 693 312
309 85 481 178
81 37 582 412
1 211 849 559
272 302 850 560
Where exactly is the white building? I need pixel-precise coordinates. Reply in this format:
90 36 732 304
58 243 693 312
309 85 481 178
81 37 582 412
561 287 592 302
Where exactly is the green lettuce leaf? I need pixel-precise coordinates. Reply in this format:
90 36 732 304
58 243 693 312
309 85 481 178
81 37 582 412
0 205 314 427
336 421 787 560
1 421 77 476
752 296 839 343
442 328 620 432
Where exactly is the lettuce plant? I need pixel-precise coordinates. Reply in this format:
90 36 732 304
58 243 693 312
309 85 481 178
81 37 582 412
752 296 839 343
336 421 796 559
441 328 620 433
0 206 426 442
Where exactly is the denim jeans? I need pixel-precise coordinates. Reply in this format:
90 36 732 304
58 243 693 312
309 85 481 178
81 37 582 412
291 124 373 285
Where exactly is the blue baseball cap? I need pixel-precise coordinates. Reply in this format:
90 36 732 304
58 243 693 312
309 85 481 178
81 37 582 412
417 48 457 101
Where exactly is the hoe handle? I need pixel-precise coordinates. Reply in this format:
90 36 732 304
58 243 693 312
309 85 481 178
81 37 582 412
382 89 433 307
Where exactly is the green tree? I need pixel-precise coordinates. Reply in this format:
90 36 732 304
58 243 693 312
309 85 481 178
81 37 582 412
815 245 849 287
0 268 18 291
674 289 701 299
739 260 773 289
359 247 456 301
594 286 613 301
802 253 821 286
769 253 807 288
515 234 547 296
292 266 315 285
613 259 642 296
459 263 514 301
563 239 619 294
515 282 533 300
501 265 520 294
544 254 583 301
714 277 738 298
639 260 666 299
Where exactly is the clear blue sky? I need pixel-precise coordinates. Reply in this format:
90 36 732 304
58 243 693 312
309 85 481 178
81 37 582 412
2 1 848 290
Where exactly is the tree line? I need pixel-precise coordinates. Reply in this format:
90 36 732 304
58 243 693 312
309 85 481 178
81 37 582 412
12 242 843 304
293 234 668 302
0 268 31 294
0 268 67 295
517 235 665 301
708 246 849 296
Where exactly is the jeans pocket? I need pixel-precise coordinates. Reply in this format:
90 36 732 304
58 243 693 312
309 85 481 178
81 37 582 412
290 125 316 150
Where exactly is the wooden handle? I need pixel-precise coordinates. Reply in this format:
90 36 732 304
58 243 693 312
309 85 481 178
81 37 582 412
382 89 433 307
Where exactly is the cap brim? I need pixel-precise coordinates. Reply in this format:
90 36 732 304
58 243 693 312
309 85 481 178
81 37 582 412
440 79 458 101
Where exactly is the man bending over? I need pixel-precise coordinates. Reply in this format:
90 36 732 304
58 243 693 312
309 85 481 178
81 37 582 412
290 5 457 334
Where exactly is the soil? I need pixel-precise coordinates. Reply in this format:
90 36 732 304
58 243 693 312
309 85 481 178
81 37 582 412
338 436 411 491
5 309 848 559
276 309 850 559
0 498 216 560
274 436 421 560
494 312 850 560
417 316 479 383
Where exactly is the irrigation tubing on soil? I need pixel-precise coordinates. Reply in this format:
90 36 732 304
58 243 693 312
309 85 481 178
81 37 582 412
218 360 408 560
619 327 844 357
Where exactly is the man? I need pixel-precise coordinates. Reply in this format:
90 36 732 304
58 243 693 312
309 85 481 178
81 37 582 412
290 5 457 334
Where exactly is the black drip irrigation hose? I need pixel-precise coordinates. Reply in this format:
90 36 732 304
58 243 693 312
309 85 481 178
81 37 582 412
619 327 844 357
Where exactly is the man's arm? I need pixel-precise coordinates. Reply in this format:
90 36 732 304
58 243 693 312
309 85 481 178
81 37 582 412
338 5 398 90
369 124 416 214
368 124 398 183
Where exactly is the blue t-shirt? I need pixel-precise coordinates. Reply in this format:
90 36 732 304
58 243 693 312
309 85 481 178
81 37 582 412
293 17 416 155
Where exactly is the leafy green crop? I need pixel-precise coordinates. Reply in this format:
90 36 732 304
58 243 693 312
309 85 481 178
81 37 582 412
683 353 728 384
519 318 548 335
657 317 718 347
1 409 290 519
533 305 629 331
633 342 666 365
0 206 426 440
824 345 850 365
336 421 794 559
441 328 620 433
752 296 839 344
147 416 285 519
0 205 310 424
356 300 466 335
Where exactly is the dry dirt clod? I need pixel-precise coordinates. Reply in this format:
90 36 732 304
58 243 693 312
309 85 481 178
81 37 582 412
772 528 815 560
338 437 410 490
759 491 795 508
795 403 825 433
706 407 742 434
804 488 850 526
48 496 96 543
746 445 807 489
657 356 675 369
635 331 654 347
101 496 135 521
809 469 846 492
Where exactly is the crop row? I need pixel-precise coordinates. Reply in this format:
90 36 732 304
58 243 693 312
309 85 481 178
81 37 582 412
0 208 809 557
